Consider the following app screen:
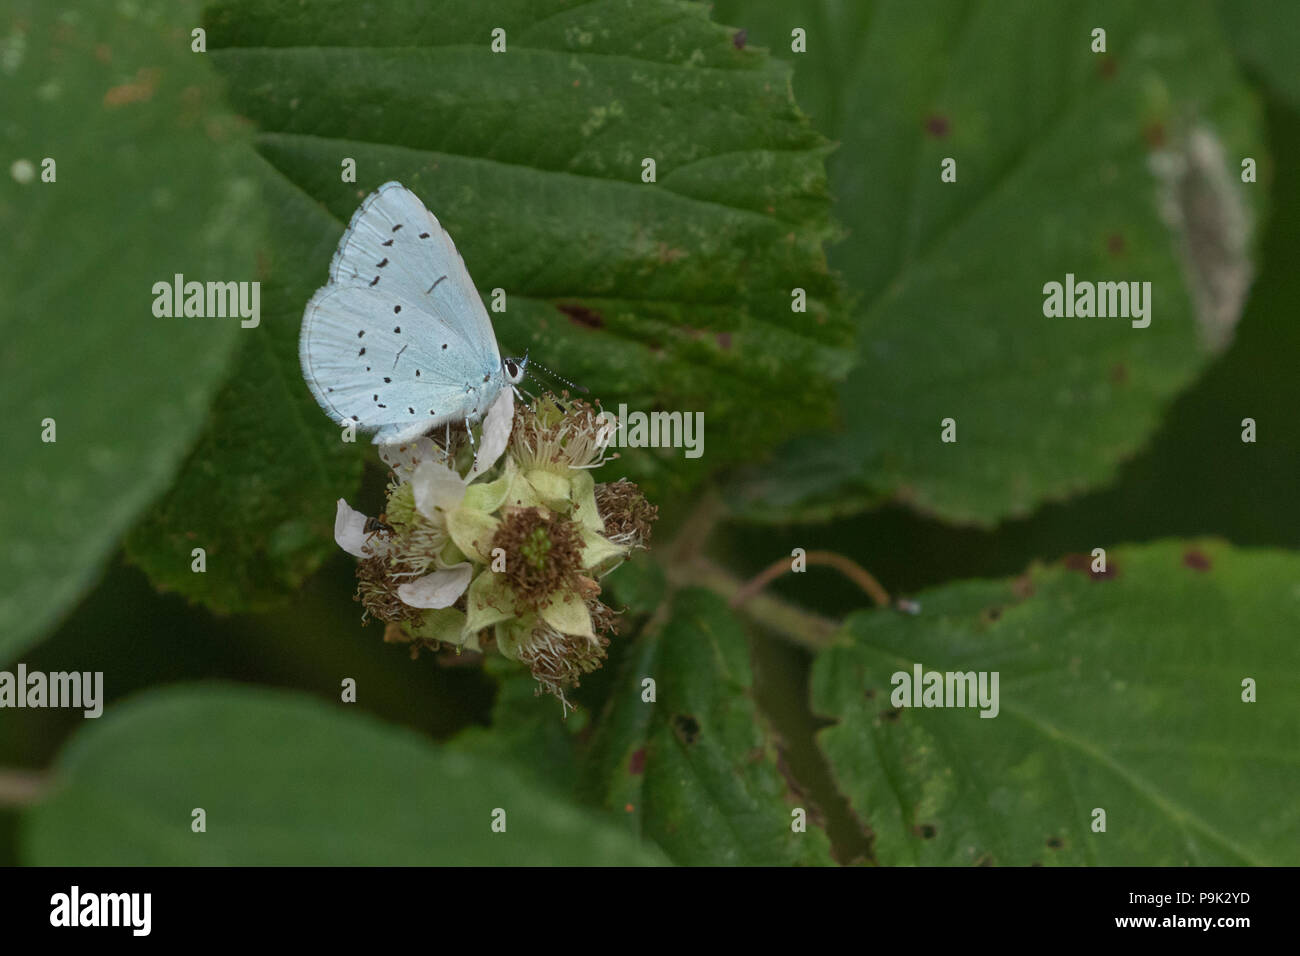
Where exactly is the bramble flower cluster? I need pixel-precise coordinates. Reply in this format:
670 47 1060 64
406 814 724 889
334 389 655 713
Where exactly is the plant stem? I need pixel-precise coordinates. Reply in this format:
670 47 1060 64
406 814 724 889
662 485 726 567
655 486 843 650
0 768 49 807
665 556 840 650
732 549 891 608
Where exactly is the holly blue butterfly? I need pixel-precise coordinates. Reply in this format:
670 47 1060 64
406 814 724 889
300 181 526 446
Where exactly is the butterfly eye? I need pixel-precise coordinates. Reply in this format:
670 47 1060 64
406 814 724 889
503 358 524 383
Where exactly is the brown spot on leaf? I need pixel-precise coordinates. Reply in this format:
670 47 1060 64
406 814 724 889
628 747 646 775
1063 553 1117 580
1046 835 1065 850
914 823 938 840
1183 548 1212 572
1011 574 1035 600
672 714 700 745
103 67 161 108
557 303 605 330
716 331 732 350
1142 121 1166 149
881 707 901 722
655 243 687 264
1110 361 1129 385
924 113 950 138
1107 232 1126 256
733 29 748 50
1098 56 1118 79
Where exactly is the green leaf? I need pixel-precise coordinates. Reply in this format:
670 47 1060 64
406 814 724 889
717 0 1265 525
812 540 1300 865
124 165 362 612
0 0 262 660
22 683 666 865
200 0 852 506
448 659 585 795
1216 0 1300 111
603 558 668 616
580 588 834 865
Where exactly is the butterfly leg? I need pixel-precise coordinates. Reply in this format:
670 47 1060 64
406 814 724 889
464 415 478 469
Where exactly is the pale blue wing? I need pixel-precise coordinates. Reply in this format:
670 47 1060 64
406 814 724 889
329 181 499 371
300 182 507 444
300 282 504 444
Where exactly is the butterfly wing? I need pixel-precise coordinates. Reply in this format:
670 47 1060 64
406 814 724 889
329 183 501 363
300 182 505 444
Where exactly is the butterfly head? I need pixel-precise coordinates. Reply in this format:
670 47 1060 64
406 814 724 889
502 354 528 385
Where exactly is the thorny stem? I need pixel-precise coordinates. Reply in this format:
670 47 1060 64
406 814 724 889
0 768 49 808
731 550 891 609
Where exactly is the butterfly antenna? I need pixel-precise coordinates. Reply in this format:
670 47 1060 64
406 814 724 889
526 358 589 396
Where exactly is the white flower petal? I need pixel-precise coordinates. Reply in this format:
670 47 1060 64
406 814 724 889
334 499 371 558
412 459 468 519
469 386 514 478
378 436 446 483
396 563 474 609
